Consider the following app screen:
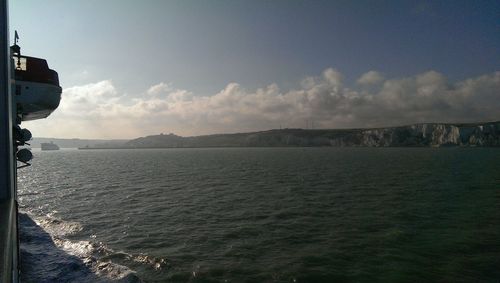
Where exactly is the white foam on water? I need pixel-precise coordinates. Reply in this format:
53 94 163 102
19 212 144 283
132 254 168 271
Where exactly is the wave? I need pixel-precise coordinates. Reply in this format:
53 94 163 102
19 212 150 283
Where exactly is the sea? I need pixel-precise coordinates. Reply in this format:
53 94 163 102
17 147 500 282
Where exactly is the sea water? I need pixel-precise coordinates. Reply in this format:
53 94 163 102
17 148 500 282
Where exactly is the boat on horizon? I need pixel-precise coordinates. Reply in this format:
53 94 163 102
41 142 60 151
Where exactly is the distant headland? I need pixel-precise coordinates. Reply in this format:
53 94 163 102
32 121 500 149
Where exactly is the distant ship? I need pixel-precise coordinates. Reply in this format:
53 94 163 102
41 142 60 151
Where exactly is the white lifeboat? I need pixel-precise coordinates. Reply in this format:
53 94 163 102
11 42 62 122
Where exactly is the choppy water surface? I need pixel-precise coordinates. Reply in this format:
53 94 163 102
18 148 500 282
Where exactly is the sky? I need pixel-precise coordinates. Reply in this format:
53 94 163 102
9 0 500 139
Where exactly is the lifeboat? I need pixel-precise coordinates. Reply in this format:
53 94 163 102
11 41 62 122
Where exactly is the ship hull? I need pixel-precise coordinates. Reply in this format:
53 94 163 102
40 143 59 151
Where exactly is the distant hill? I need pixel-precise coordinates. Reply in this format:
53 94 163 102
31 137 128 148
122 121 500 148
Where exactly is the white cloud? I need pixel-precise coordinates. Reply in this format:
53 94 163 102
146 82 172 96
51 80 120 121
22 69 500 139
357 71 384 85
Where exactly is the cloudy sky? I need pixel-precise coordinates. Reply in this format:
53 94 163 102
9 0 500 139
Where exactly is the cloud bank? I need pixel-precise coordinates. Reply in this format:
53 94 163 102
25 68 500 139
